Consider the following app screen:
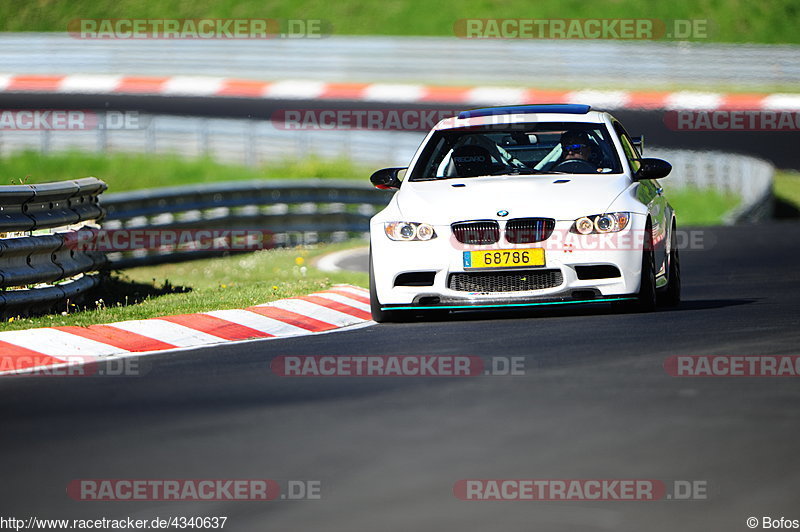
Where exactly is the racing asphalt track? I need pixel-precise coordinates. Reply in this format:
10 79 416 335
2 221 799 531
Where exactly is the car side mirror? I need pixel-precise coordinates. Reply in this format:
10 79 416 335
370 167 406 189
634 158 671 180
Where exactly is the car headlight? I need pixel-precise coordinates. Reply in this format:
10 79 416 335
571 213 630 234
384 222 437 241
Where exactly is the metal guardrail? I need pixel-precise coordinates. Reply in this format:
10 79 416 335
99 153 773 269
100 180 393 268
649 148 775 224
0 33 799 88
0 178 107 317
0 113 423 167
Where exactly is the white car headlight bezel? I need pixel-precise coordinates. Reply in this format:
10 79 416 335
570 212 630 234
384 222 437 241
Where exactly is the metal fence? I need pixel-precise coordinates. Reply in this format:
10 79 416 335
100 180 393 268
0 178 106 317
98 157 773 274
96 154 772 271
649 148 774 224
0 113 424 168
0 33 798 89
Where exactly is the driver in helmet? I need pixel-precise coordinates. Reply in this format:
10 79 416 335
560 130 595 164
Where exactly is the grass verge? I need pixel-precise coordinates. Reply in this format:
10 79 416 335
2 241 369 331
666 186 740 226
2 0 799 44
774 170 800 212
3 150 371 192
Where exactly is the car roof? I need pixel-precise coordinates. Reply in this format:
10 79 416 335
433 105 611 131
458 104 591 118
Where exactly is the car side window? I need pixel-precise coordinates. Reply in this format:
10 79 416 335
613 122 641 174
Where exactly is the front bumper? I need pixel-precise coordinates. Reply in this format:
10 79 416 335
370 218 646 308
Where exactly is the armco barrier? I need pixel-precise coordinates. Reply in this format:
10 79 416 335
100 180 394 268
0 178 107 317
648 148 775 224
99 157 773 270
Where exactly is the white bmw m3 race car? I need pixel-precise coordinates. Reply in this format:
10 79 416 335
368 104 680 322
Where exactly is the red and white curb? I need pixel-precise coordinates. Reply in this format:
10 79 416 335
0 284 372 375
1 73 799 111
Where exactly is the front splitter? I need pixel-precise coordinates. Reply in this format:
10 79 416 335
382 296 636 311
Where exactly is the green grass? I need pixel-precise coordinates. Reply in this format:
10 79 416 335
666 186 740 226
1 0 798 44
774 170 800 209
2 241 369 331
3 150 371 192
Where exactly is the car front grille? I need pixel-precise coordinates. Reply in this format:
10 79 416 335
451 220 500 245
505 218 555 243
448 269 563 292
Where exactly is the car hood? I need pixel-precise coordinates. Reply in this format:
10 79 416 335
395 174 632 223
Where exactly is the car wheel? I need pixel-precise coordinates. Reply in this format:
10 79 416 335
636 224 658 312
369 248 406 323
615 222 657 313
659 223 681 307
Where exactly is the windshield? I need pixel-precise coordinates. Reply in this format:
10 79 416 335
409 122 622 180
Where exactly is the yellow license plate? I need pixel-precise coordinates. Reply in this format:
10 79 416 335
464 248 545 269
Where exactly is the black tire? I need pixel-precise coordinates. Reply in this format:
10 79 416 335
615 222 657 313
659 223 681 307
635 224 658 312
369 248 405 323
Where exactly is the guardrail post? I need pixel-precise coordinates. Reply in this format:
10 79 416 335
199 118 210 157
41 129 51 154
245 120 256 167
97 111 108 153
146 120 156 154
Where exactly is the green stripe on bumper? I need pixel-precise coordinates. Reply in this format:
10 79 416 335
383 297 636 311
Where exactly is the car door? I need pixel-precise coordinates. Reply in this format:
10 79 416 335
613 122 669 282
